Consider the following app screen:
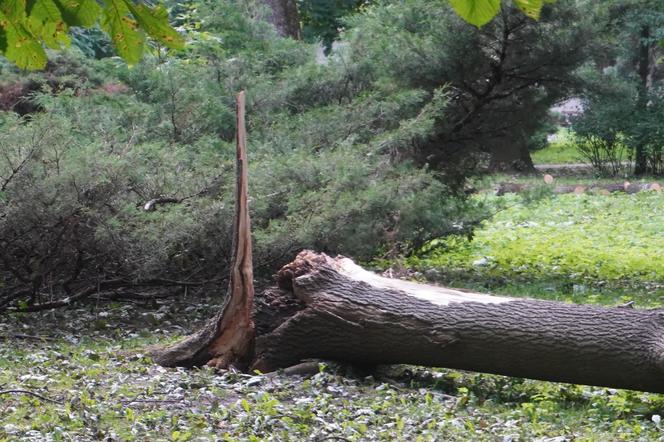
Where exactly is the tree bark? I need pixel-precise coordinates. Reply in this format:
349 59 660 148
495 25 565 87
262 0 300 39
154 91 255 369
250 252 664 393
634 25 653 176
154 250 664 394
487 138 536 173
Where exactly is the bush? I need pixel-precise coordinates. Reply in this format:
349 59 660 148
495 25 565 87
0 93 480 309
570 67 635 175
576 135 629 176
0 0 487 310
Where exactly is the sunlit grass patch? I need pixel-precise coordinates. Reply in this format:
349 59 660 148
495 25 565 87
531 129 580 164
410 192 664 287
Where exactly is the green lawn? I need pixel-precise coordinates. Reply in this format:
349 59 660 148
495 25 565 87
410 191 664 290
3 190 664 441
530 129 581 164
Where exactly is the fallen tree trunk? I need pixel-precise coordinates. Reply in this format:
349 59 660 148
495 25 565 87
155 250 664 393
262 252 664 392
495 181 662 196
152 91 664 394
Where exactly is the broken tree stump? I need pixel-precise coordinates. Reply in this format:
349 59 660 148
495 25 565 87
154 91 255 369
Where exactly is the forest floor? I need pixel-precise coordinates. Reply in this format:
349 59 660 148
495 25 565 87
2 183 664 441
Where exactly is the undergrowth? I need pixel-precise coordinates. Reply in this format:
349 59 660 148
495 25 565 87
409 192 664 289
1 298 663 441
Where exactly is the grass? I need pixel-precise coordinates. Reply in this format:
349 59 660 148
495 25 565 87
409 191 664 289
2 187 664 441
530 129 580 164
1 300 664 441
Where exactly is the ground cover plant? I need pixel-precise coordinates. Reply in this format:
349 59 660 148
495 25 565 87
408 191 664 288
2 288 664 441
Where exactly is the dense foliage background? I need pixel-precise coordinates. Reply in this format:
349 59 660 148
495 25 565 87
2 0 663 311
0 0 482 309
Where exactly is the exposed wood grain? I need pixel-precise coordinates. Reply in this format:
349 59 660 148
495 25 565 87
253 251 664 393
153 91 255 368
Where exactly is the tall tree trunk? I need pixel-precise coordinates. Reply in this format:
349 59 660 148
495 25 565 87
634 25 652 176
487 138 536 173
262 0 301 39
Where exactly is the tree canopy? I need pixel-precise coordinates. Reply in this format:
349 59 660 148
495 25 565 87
0 0 555 70
0 0 184 69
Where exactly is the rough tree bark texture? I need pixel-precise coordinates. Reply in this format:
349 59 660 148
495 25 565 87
154 91 255 369
262 0 300 39
487 139 536 173
251 252 664 393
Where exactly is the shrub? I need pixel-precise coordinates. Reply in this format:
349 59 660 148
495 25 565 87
3 0 595 309
570 66 636 176
576 135 629 176
0 1 485 310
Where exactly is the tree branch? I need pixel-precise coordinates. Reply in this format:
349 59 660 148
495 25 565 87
0 389 62 404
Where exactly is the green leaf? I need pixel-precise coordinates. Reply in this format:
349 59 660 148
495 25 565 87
101 0 144 64
53 0 101 27
514 0 544 20
1 0 28 22
241 399 251 412
448 0 501 27
0 10 48 69
28 0 63 23
27 0 70 49
121 1 184 50
0 0 181 68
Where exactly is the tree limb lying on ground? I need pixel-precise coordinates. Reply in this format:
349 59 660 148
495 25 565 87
495 180 662 195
